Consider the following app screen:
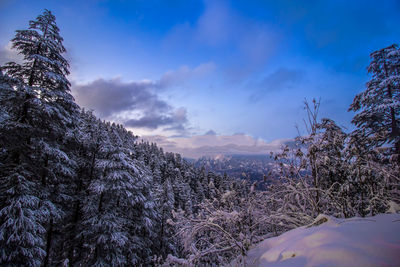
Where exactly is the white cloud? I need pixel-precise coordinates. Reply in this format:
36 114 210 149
158 62 216 89
195 1 233 46
162 0 279 74
0 42 24 65
141 133 292 159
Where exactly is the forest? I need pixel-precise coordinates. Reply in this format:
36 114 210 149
0 10 399 267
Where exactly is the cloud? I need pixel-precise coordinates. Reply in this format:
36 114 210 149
162 0 279 79
142 133 293 159
194 1 278 54
196 1 280 82
249 68 304 102
72 78 159 117
195 0 233 46
158 62 216 89
0 42 24 65
125 107 188 130
72 78 188 132
71 60 217 134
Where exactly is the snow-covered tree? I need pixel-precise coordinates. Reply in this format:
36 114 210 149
78 122 157 266
2 9 78 127
349 44 400 161
154 176 177 260
347 44 400 215
0 10 78 266
172 181 273 266
0 71 48 266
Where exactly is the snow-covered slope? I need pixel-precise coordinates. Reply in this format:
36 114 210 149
241 213 400 267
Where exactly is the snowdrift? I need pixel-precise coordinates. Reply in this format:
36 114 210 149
241 213 400 267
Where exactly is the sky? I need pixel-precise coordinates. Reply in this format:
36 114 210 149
1 0 399 158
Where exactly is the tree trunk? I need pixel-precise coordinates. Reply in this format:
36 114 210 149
43 216 54 267
67 173 83 265
89 151 97 181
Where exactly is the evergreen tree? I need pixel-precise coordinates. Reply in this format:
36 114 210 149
349 44 400 161
154 176 176 260
64 110 106 265
0 70 48 266
0 10 78 266
348 44 400 215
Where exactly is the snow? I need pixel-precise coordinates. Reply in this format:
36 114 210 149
240 213 400 267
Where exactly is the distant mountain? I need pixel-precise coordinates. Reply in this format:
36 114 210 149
142 135 295 159
193 154 280 190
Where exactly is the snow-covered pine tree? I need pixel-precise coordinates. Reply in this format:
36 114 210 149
0 10 78 266
62 110 106 265
80 121 156 266
2 9 78 127
0 70 48 266
154 176 176 260
349 44 400 161
347 44 400 216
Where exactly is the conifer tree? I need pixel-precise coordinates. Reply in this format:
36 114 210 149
349 44 400 161
0 70 48 266
0 10 78 266
154 176 176 259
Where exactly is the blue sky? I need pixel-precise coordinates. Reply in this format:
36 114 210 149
1 0 399 157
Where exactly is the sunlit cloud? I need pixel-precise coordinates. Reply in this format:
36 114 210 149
142 133 293 159
0 42 23 65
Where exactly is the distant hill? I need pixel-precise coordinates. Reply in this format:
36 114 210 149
193 154 280 189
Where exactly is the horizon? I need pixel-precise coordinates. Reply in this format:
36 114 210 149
1 0 399 158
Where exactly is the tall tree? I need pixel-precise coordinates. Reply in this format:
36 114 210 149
349 44 400 161
0 70 49 266
0 10 78 266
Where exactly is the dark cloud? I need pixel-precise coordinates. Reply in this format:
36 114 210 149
72 78 162 117
72 78 188 132
126 107 188 131
249 68 304 102
125 115 175 129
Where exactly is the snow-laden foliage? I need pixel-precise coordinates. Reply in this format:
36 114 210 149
349 44 400 161
0 10 79 266
268 98 399 224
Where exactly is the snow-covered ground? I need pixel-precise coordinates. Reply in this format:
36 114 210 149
240 213 400 267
